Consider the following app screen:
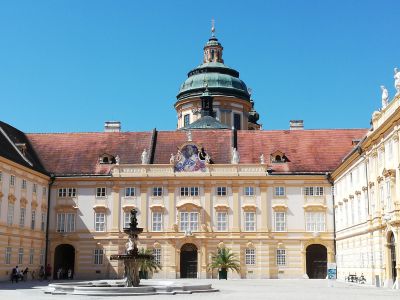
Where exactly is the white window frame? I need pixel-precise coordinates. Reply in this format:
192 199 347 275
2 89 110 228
274 186 285 196
93 249 104 265
33 183 37 193
22 179 27 190
29 248 34 265
10 175 15 186
305 211 326 232
274 211 286 232
58 188 67 198
152 187 163 197
245 248 255 265
96 187 106 198
152 212 163 231
385 180 392 211
179 212 198 232
41 212 46 231
18 247 24 265
276 249 286 266
244 212 256 231
19 207 26 228
125 187 136 197
180 187 199 197
304 186 324 196
95 212 106 232
244 186 255 196
56 213 76 232
216 211 228 231
153 248 161 265
7 203 14 225
216 186 227 196
68 188 77 197
40 248 45 265
31 210 36 230
123 211 130 228
5 247 12 264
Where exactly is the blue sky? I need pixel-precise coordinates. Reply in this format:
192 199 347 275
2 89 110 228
0 0 399 133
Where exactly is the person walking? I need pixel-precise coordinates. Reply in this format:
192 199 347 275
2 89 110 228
67 268 73 280
11 266 18 283
22 267 29 281
39 266 45 281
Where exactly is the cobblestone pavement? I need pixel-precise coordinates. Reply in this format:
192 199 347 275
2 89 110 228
0 279 399 300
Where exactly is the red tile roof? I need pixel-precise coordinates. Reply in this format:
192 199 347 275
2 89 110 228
237 129 367 173
26 129 367 176
27 132 153 175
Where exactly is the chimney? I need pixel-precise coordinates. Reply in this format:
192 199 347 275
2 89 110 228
104 121 121 132
289 120 304 130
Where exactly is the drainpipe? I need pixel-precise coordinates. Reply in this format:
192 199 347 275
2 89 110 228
44 174 55 269
327 173 337 261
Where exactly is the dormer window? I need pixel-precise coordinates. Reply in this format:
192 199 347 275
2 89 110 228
98 153 116 164
270 150 289 163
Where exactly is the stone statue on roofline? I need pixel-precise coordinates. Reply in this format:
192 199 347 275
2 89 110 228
169 153 175 164
115 155 120 165
381 85 389 109
141 149 149 164
205 153 211 164
260 154 265 164
394 67 400 95
231 147 240 164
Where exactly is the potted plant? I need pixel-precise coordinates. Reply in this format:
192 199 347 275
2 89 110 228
208 247 240 280
138 248 161 279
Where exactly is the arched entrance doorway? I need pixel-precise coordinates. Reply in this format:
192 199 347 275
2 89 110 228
180 243 198 278
53 244 75 279
389 232 397 282
306 244 327 279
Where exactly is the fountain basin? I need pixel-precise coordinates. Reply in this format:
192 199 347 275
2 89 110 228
45 280 219 296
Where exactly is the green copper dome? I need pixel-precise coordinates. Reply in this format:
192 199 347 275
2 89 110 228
176 36 251 102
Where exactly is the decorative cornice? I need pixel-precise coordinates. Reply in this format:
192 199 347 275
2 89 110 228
8 194 16 204
93 204 108 213
149 204 164 212
20 197 28 207
246 242 255 249
383 168 396 178
214 204 229 211
303 203 327 211
31 200 38 209
368 181 375 188
122 205 136 212
241 203 257 212
272 203 288 211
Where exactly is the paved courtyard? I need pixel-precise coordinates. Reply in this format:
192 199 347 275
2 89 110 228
0 279 399 300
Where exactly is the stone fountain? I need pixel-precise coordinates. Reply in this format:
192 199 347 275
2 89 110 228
45 209 218 296
109 208 152 287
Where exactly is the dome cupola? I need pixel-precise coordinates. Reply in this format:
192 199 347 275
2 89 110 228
175 22 261 131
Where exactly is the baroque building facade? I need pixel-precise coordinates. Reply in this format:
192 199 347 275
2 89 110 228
0 28 398 286
332 86 400 288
